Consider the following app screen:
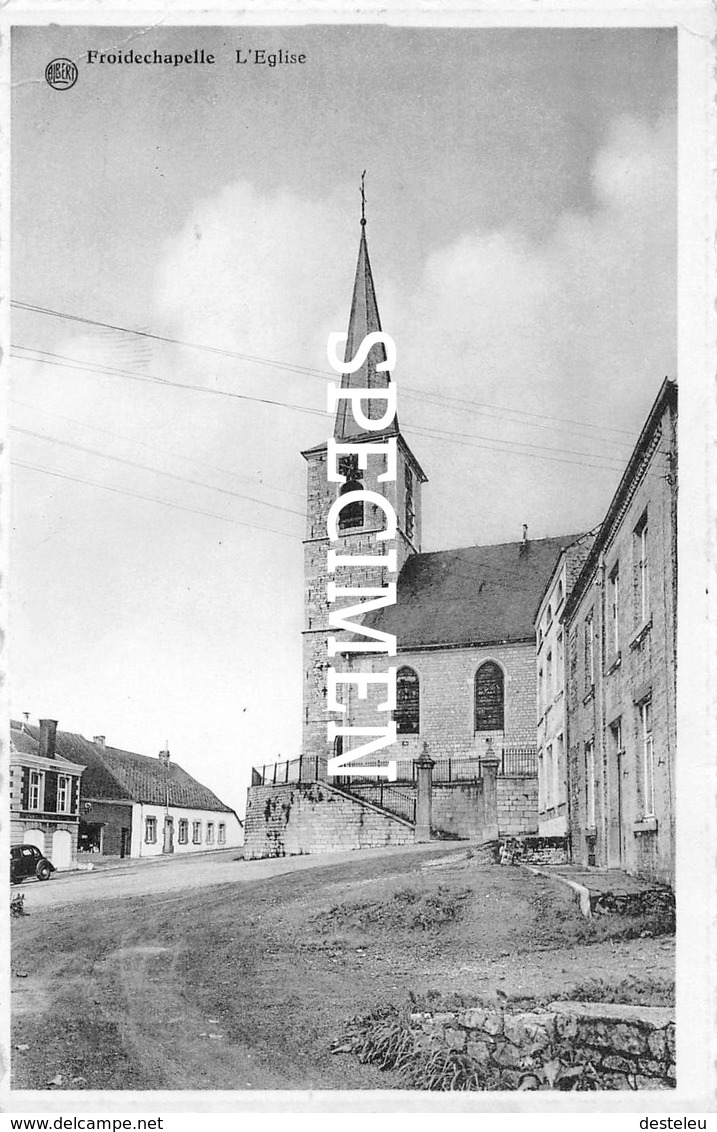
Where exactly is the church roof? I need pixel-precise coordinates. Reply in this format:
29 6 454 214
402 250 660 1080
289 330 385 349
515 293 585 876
355 534 587 651
334 221 398 441
10 722 237 814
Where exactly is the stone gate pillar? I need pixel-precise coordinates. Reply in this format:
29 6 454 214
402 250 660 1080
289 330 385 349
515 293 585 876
480 747 501 843
415 743 435 843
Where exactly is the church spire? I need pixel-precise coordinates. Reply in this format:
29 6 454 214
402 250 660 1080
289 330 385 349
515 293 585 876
334 183 398 441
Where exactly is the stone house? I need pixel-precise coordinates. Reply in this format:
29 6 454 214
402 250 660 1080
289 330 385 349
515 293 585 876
10 718 85 870
562 378 677 884
534 532 596 838
12 721 243 859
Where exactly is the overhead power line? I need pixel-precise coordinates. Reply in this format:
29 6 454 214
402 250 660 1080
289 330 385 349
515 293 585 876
12 426 306 519
12 299 637 440
11 346 326 419
13 345 636 475
11 398 305 502
12 461 301 541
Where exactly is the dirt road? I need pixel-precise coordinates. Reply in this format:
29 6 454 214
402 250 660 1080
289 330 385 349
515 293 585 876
12 845 674 1093
15 841 456 909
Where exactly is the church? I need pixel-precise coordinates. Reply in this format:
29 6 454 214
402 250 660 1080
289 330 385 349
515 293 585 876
244 213 586 859
301 215 583 780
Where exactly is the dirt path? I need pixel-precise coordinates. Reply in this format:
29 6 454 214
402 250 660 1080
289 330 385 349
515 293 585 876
12 848 674 1093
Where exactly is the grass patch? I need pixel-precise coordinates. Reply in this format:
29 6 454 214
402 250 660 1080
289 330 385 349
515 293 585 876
312 883 472 935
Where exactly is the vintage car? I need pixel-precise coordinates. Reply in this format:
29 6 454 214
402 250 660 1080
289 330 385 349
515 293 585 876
10 844 55 884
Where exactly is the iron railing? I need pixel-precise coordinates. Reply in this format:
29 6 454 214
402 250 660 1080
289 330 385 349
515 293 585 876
251 746 537 788
501 746 537 776
335 780 416 824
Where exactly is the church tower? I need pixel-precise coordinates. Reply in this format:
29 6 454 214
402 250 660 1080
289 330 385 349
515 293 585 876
301 212 427 761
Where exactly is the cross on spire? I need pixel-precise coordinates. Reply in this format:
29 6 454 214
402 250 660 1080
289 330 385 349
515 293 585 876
360 170 367 226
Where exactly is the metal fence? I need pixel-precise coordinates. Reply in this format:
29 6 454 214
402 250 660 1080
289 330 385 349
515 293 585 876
501 746 537 776
251 746 537 787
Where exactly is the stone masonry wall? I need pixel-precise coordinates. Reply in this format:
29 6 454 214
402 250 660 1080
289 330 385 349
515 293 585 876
344 641 538 766
409 1001 675 1090
244 782 414 859
498 776 538 836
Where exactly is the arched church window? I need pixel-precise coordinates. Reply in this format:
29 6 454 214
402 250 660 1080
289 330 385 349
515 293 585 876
338 454 363 531
395 666 420 734
475 662 504 731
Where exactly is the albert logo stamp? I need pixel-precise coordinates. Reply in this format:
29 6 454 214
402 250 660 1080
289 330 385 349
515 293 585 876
45 58 78 90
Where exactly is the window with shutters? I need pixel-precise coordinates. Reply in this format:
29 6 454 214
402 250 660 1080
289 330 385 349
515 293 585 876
57 775 72 813
640 700 655 817
584 611 595 692
634 513 650 623
475 662 504 731
394 667 419 734
585 740 596 828
609 563 620 655
28 770 44 811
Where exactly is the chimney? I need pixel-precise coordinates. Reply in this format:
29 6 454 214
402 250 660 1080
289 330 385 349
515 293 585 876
93 735 106 748
22 712 30 733
39 719 58 760
519 524 529 555
158 748 170 768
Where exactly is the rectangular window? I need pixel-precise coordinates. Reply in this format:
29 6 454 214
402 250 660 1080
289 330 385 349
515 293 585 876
641 700 655 816
28 770 44 811
609 564 620 655
585 740 596 829
145 816 157 844
57 775 71 813
635 514 650 623
206 822 214 845
584 612 594 691
192 821 202 844
405 466 415 542
178 819 189 845
554 734 564 807
218 823 226 845
610 717 623 756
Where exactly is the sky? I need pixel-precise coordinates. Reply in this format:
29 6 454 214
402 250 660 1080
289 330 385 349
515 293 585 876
9 24 676 817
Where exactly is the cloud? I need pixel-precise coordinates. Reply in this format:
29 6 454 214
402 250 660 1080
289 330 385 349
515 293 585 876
149 113 675 557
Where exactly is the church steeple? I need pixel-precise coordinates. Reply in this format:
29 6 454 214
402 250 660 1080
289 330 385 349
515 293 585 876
334 206 399 441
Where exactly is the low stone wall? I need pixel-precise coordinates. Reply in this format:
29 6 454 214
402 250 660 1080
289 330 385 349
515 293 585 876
409 1001 675 1090
431 782 485 839
497 776 539 836
244 782 414 859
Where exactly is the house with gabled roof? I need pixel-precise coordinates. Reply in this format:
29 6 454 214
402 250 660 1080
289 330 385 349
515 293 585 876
11 720 242 860
10 718 85 870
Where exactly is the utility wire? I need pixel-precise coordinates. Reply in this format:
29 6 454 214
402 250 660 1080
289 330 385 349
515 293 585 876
11 347 327 419
12 461 301 540
13 346 636 474
12 426 306 519
11 397 305 502
12 299 637 440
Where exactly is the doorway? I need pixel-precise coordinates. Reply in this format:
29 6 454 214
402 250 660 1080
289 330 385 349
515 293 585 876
120 827 131 859
163 816 174 854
